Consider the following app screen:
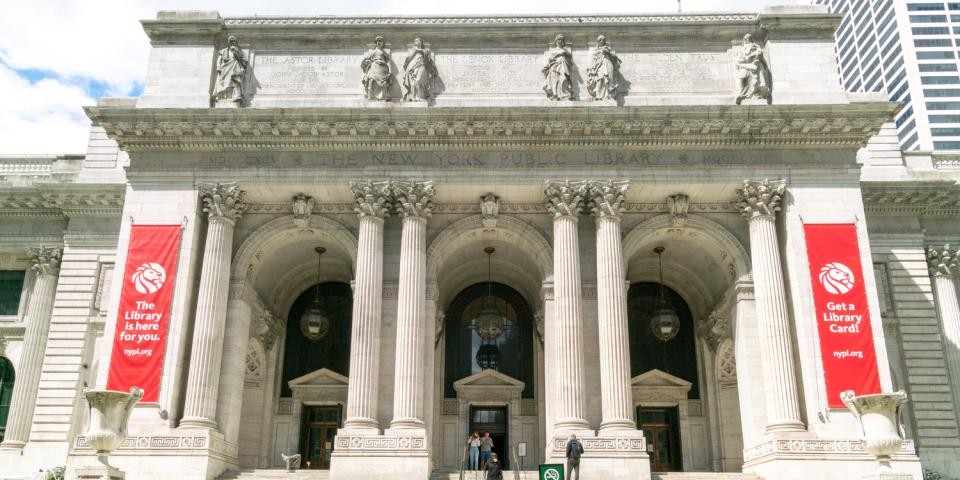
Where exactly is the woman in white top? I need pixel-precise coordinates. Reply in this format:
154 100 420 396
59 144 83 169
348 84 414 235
467 432 481 470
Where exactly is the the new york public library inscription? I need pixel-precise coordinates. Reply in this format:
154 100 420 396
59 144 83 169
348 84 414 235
253 51 732 96
141 149 845 169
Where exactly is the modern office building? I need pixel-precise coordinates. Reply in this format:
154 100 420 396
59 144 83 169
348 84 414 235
0 4 959 480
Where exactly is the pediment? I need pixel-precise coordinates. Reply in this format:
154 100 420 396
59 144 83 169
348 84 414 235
631 369 693 389
288 368 349 388
453 369 525 391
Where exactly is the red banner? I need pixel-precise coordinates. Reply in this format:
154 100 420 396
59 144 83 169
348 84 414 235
106 225 181 403
804 224 881 408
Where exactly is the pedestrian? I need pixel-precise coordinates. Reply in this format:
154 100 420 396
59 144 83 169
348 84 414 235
484 452 503 480
566 433 584 480
479 431 494 470
467 432 481 470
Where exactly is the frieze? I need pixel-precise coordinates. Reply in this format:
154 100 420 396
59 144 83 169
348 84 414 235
223 14 759 27
861 183 960 217
335 435 427 452
743 438 915 462
552 436 646 453
73 434 240 458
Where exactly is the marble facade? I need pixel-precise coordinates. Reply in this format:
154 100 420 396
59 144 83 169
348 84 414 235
0 5 958 480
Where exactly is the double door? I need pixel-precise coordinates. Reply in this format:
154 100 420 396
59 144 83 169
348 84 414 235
300 405 341 470
638 406 681 472
469 406 508 469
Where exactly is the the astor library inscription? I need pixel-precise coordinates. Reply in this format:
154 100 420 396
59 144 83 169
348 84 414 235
256 55 359 95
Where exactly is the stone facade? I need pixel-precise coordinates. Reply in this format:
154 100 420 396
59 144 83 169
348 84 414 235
0 5 958 480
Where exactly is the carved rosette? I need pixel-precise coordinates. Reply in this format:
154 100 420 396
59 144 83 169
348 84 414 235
587 180 629 220
26 246 62 276
198 182 248 222
667 194 689 227
349 181 392 219
292 193 315 229
734 179 786 220
544 180 588 219
927 245 958 277
391 180 435 219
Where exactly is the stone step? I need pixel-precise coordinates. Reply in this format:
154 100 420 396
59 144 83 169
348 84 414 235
652 473 762 480
430 471 538 480
220 470 330 480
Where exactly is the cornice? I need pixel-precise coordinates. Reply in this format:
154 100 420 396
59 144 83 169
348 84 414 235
85 104 895 153
861 181 960 217
0 185 126 219
223 13 758 27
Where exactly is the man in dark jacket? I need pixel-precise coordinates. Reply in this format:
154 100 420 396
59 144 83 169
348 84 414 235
566 434 584 480
484 452 503 480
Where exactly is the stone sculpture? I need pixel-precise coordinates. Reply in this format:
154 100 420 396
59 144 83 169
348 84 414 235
361 36 395 101
735 33 772 105
78 387 143 480
542 34 574 100
586 35 621 100
281 453 301 472
402 38 438 101
841 390 911 479
212 36 249 106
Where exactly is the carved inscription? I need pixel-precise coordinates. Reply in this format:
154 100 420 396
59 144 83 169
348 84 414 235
618 52 731 93
256 55 359 95
434 54 543 94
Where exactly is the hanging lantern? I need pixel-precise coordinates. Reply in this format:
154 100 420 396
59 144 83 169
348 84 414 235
473 247 506 341
475 344 501 370
300 247 331 341
650 246 680 343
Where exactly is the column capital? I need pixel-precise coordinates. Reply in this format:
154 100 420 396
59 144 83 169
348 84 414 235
734 179 786 220
927 245 958 277
198 182 249 222
392 180 435 219
586 180 629 220
350 180 392 219
26 246 62 276
545 180 588 219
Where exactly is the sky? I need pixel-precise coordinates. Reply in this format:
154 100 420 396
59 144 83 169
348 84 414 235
0 0 781 155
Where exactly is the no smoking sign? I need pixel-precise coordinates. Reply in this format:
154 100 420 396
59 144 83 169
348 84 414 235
539 464 564 480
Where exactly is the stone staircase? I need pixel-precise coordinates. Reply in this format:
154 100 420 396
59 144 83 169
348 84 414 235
652 473 762 480
220 470 330 480
431 472 537 480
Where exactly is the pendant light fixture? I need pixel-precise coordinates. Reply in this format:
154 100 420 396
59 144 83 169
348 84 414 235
650 246 680 343
300 246 331 341
474 247 505 341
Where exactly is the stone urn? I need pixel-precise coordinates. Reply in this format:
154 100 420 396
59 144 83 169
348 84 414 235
841 390 908 472
83 387 143 467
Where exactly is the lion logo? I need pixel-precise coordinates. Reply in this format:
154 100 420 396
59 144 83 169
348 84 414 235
132 263 166 294
819 262 855 295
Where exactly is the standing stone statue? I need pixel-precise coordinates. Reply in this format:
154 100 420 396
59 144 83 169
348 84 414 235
402 38 438 101
212 36 249 105
586 35 621 101
361 35 395 101
735 33 772 105
542 34 574 101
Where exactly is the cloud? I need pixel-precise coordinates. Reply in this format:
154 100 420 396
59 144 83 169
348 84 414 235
0 0 780 154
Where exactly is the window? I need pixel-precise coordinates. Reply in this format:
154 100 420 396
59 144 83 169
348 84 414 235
0 271 25 316
917 50 956 59
916 38 952 46
920 63 959 71
903 132 921 149
934 141 960 148
885 61 904 80
926 101 960 109
912 26 950 34
910 14 948 21
0 358 12 443
925 88 960 96
891 82 910 100
922 75 960 84
280 282 352 397
930 114 960 121
628 283 700 398
950 2 960 8
908 3 946 11
896 106 915 127
932 127 960 135
900 120 917 139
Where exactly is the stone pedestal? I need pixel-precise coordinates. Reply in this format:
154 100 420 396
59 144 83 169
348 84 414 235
545 433 651 480
329 432 429 480
75 465 125 480
861 472 913 480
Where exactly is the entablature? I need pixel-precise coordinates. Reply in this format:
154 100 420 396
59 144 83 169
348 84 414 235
0 184 126 219
861 181 960 217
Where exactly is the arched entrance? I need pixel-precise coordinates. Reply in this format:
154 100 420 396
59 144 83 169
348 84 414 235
0 356 13 442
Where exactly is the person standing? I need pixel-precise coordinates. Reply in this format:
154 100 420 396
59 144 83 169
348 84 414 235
484 452 503 480
479 431 494 470
566 434 584 480
467 432 481 470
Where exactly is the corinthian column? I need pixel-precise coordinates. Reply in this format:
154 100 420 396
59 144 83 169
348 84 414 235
734 179 804 432
587 180 635 431
0 247 61 449
181 182 248 429
389 181 434 431
544 180 589 431
343 181 391 431
927 245 960 406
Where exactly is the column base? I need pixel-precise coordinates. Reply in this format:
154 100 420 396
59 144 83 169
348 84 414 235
387 418 425 431
546 430 650 480
342 417 380 432
0 440 26 450
329 430 429 480
743 435 923 480
178 417 218 430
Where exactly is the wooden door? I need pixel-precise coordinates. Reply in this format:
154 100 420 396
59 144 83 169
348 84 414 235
638 406 681 472
301 405 341 469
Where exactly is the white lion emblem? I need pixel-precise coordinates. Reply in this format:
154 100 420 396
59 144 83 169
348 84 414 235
819 262 855 295
132 263 166 294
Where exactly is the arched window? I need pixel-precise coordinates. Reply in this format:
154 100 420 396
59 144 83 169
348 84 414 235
0 357 14 442
444 282 534 398
280 282 352 397
627 282 700 398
